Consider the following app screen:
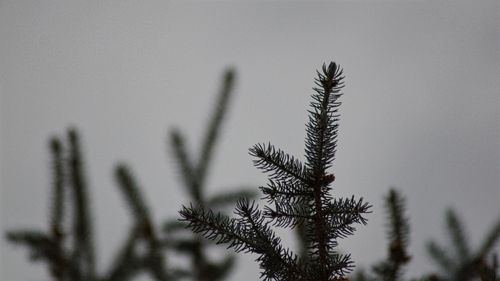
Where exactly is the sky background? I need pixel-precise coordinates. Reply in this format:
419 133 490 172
1 1 499 281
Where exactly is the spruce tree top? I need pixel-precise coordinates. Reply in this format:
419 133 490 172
180 62 371 281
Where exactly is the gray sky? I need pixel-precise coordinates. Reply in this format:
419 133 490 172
1 1 499 280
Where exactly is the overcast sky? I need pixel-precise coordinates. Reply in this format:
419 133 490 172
1 1 499 281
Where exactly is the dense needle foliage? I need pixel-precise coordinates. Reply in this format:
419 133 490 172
180 62 372 281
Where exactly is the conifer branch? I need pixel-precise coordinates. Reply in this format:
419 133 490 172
323 198 371 240
305 62 344 174
324 197 371 225
6 231 62 263
68 128 96 281
263 201 312 228
115 164 153 225
197 69 235 186
180 200 305 281
249 143 308 184
180 62 370 281
305 63 345 276
235 199 305 281
113 164 170 281
179 203 259 252
370 189 411 281
170 130 199 201
445 209 470 260
49 137 67 281
385 190 410 252
260 180 312 205
49 138 65 241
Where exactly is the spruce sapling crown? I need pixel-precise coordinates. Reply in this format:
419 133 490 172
180 62 372 281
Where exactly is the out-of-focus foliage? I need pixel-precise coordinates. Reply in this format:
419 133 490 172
6 68 254 281
426 209 500 281
164 68 255 281
7 129 171 281
352 190 499 281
